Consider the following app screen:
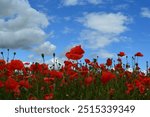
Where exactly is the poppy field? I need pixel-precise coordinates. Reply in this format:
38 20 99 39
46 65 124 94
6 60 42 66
0 45 150 100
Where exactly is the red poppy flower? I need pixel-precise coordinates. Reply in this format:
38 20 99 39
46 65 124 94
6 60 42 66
66 52 83 60
106 58 112 66
44 93 54 100
44 77 54 83
49 85 54 91
135 52 143 57
10 60 24 71
65 45 84 60
70 45 85 55
138 85 145 94
19 80 32 89
5 77 19 92
101 71 115 85
84 58 90 64
0 59 6 70
64 60 72 66
125 83 134 94
84 76 93 86
49 70 63 79
118 52 125 57
0 59 5 64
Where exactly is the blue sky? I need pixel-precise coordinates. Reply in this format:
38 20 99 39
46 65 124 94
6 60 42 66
0 0 150 70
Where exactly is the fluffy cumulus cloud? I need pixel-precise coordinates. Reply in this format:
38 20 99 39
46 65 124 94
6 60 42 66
98 49 116 58
78 12 130 49
141 7 150 18
62 0 103 6
0 0 56 55
34 41 56 55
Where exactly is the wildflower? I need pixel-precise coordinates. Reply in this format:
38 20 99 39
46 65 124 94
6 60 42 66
101 71 115 85
106 58 112 66
19 80 32 89
0 59 6 70
50 70 63 79
9 60 24 71
44 77 55 83
125 83 134 94
70 45 85 55
139 85 145 94
5 77 20 93
84 76 93 86
44 93 54 100
49 85 54 91
85 59 90 64
65 45 84 60
118 52 125 57
135 52 143 57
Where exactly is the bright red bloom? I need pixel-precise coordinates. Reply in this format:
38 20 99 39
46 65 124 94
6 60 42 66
84 76 93 86
5 77 19 92
101 71 115 85
138 85 145 94
44 77 55 83
49 85 54 91
100 64 106 70
70 45 85 55
135 52 143 57
9 60 24 71
19 80 32 89
80 66 89 77
64 60 72 66
0 59 5 64
85 59 90 64
69 72 78 80
44 93 54 100
49 70 63 79
66 52 83 60
118 52 125 57
125 83 134 94
106 58 112 66
0 59 6 70
65 45 84 60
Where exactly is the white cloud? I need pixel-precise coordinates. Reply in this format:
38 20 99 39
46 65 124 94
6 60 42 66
34 41 56 55
79 12 128 34
62 0 103 6
0 0 55 53
141 8 150 18
98 49 116 58
62 0 78 6
78 12 130 49
80 29 120 49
